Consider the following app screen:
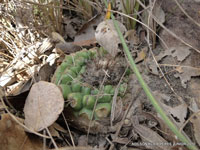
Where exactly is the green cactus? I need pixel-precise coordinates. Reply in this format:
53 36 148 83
59 84 71 99
72 82 82 93
70 65 82 75
81 86 91 95
79 108 93 120
104 85 113 94
98 94 112 103
82 95 95 109
60 70 76 84
68 92 83 111
52 48 129 121
95 103 111 119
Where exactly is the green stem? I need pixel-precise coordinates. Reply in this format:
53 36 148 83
103 1 198 150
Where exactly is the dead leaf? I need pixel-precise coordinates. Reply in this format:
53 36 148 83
166 103 188 126
152 0 165 24
95 19 127 57
174 67 200 88
133 122 171 150
49 123 67 138
190 114 200 146
51 122 67 133
52 32 65 43
154 91 188 127
135 47 147 63
0 114 43 150
75 14 103 43
24 81 64 131
157 45 191 62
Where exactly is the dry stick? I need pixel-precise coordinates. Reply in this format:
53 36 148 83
147 0 157 49
136 0 200 54
43 130 46 150
0 51 13 59
159 63 200 71
86 73 107 141
45 127 58 150
62 112 75 148
109 88 142 150
174 0 200 28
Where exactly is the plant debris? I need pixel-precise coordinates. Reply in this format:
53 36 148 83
24 81 64 131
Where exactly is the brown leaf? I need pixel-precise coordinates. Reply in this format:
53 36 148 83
133 124 171 150
174 67 200 88
52 32 65 43
152 0 165 24
48 123 67 138
95 20 127 57
0 114 43 150
24 81 64 131
135 47 147 63
154 91 188 127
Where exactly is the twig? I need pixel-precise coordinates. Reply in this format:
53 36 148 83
62 112 75 148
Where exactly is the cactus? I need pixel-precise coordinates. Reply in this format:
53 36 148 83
119 83 127 96
104 85 113 94
52 48 129 121
68 92 83 111
95 103 111 119
98 94 112 103
59 84 71 99
79 108 93 120
60 70 76 84
72 82 82 93
70 65 82 75
81 86 91 95
82 95 95 109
